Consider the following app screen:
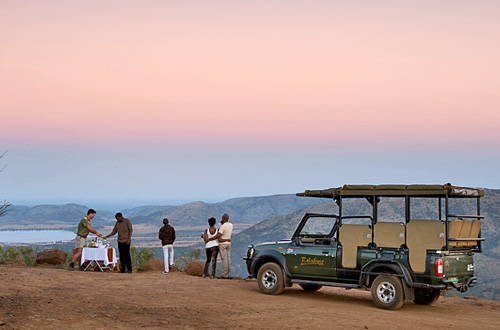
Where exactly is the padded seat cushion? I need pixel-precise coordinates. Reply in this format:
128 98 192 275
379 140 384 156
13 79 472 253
339 224 372 269
467 220 482 247
448 219 463 248
407 220 445 273
373 222 405 248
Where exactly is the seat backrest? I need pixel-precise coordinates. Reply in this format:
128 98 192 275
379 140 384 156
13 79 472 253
407 220 445 273
339 224 372 269
467 220 482 247
459 219 473 241
448 219 463 248
373 222 405 248
300 237 315 244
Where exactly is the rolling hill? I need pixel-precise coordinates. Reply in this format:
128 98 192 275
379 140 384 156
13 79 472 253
0 194 329 230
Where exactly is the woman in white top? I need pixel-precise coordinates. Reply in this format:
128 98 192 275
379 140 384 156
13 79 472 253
202 217 219 278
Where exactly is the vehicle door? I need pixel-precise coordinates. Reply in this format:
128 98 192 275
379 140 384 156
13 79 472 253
285 215 338 279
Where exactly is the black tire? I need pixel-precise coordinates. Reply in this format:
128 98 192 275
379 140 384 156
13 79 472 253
371 275 405 310
257 262 285 295
299 284 323 292
414 289 440 306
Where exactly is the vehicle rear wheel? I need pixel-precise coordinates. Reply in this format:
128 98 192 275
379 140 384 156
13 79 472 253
413 289 440 306
257 262 284 295
299 284 322 292
371 275 405 310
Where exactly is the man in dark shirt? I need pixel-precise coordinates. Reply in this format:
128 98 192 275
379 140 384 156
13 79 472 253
158 218 176 274
105 212 133 273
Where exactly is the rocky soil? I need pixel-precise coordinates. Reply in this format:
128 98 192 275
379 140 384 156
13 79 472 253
1 264 499 329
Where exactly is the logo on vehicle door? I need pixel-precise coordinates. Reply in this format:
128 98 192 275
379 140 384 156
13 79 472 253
300 257 325 266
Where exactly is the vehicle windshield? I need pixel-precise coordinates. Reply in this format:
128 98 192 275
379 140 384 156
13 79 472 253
298 215 338 238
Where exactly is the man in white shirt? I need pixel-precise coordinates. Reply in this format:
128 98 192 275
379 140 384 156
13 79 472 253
210 213 233 278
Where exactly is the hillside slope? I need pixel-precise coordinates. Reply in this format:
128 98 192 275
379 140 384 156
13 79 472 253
0 204 115 230
0 194 329 230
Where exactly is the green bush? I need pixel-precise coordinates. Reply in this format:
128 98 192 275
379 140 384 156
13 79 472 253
130 246 156 270
176 248 202 270
64 252 74 267
18 247 36 267
0 246 21 263
0 246 36 266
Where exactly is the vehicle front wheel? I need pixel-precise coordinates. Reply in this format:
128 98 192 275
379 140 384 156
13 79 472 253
299 284 322 292
413 289 440 306
371 275 405 310
257 262 285 295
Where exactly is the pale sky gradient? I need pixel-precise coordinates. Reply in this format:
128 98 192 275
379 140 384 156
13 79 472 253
1 1 499 206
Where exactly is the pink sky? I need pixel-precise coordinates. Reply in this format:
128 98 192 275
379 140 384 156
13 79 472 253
2 1 499 149
1 1 500 203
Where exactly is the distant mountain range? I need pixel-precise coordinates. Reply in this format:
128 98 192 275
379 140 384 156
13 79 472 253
1 189 499 301
0 194 329 230
0 204 115 229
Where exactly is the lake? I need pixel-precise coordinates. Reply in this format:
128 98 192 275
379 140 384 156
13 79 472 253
0 230 76 244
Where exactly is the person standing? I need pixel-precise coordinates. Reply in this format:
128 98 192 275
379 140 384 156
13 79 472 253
68 209 102 271
202 217 219 279
104 212 133 274
209 214 233 279
159 218 176 274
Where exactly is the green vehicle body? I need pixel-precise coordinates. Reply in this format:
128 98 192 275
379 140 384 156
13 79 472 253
245 184 483 310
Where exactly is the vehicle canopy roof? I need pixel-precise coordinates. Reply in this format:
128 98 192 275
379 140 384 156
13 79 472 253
296 183 484 199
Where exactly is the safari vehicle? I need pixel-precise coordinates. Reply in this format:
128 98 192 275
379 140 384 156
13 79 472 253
244 183 484 310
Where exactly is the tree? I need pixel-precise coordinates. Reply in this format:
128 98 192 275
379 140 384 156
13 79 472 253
0 201 10 218
0 150 10 217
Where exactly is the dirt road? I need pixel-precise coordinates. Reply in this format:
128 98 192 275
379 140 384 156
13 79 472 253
1 265 498 329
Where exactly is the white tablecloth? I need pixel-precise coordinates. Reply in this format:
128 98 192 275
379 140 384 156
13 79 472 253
82 247 117 266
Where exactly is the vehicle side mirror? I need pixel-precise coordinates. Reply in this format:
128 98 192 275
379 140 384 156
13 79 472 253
294 237 302 246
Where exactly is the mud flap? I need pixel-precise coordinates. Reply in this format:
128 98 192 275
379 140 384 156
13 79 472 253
403 281 415 301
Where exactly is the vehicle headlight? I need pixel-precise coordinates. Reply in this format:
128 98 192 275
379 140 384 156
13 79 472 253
247 244 255 258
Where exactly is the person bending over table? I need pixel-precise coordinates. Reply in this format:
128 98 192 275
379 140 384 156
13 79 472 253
105 212 133 273
68 209 102 271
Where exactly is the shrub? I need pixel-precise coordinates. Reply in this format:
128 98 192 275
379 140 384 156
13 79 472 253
64 252 73 267
18 247 36 267
0 246 21 264
176 248 202 271
130 246 156 270
0 246 37 267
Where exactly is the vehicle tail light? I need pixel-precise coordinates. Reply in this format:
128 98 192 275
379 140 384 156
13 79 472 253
435 258 443 277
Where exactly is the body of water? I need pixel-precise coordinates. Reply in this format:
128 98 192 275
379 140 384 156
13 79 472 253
0 230 76 244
